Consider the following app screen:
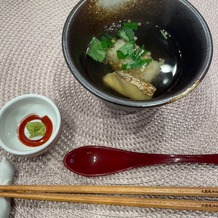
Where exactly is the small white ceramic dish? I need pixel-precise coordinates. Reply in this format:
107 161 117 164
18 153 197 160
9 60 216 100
0 94 62 157
0 157 15 218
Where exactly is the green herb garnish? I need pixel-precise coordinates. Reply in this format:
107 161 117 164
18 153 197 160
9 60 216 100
117 42 136 59
123 21 139 30
26 122 46 138
121 62 135 70
118 22 138 41
122 58 152 70
160 29 169 40
117 42 151 70
118 28 135 42
134 58 152 68
132 45 147 60
101 34 115 49
86 21 152 70
86 37 106 62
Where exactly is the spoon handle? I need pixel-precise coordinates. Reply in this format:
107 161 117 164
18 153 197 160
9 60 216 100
137 153 218 166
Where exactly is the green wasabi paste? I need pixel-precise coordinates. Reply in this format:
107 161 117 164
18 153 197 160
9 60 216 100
26 121 46 138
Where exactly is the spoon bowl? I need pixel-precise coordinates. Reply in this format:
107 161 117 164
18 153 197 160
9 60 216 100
64 146 218 177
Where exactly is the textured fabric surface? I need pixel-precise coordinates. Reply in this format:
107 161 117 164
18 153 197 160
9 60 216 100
0 0 218 217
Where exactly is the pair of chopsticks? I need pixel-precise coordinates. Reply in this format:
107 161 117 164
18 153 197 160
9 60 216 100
1 185 218 212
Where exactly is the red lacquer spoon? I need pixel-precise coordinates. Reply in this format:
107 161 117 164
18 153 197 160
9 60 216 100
63 146 218 177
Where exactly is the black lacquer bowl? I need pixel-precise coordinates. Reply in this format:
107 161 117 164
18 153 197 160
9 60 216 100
62 0 213 108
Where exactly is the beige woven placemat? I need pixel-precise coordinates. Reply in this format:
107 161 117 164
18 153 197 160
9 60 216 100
0 0 218 217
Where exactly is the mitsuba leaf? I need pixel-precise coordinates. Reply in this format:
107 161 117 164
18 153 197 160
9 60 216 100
116 42 136 59
86 37 106 62
118 29 130 41
122 58 152 70
132 45 147 60
124 29 135 41
135 58 152 68
121 63 134 70
101 34 114 49
123 22 139 30
118 29 135 42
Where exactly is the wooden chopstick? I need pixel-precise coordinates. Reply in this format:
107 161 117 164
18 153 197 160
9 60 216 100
0 185 218 197
1 191 218 212
1 185 218 212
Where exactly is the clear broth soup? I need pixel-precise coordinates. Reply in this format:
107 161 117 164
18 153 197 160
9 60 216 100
83 21 183 99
